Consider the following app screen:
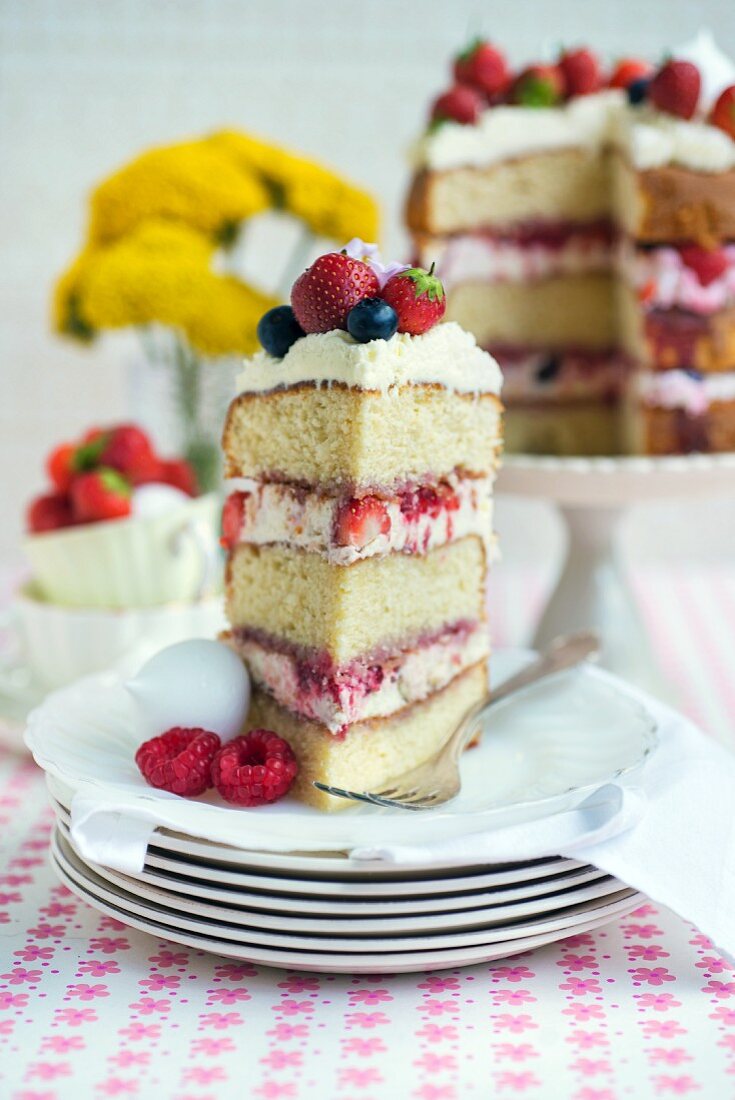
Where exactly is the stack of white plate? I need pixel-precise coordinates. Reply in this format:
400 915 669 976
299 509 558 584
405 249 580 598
28 652 657 973
46 790 643 973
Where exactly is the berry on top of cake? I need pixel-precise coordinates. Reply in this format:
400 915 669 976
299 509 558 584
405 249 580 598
27 423 199 534
408 31 735 457
221 242 502 810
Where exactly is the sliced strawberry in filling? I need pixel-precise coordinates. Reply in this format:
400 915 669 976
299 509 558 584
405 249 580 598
333 495 392 549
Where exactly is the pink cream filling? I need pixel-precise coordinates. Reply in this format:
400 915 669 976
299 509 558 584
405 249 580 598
428 222 616 291
490 347 630 404
623 244 735 315
232 621 489 736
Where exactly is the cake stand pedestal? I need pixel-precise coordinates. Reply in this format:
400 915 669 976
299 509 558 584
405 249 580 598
496 454 735 699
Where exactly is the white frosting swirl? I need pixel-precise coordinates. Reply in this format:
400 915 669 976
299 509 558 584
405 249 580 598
237 322 503 396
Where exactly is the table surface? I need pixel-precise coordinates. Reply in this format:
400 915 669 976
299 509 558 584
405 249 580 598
1 562 734 1100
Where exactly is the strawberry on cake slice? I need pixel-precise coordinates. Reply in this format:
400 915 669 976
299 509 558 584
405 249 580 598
222 241 503 811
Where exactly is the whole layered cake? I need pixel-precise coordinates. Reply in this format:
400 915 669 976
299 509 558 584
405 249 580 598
221 243 503 810
407 32 735 456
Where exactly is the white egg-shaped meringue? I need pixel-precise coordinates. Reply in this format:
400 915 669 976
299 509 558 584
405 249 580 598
125 639 250 742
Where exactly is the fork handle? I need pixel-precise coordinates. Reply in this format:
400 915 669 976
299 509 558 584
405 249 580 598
450 630 600 757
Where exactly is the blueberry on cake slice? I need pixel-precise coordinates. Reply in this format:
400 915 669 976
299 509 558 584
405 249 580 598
222 242 503 810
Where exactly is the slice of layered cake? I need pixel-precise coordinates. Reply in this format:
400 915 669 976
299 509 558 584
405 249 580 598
222 244 502 810
407 32 735 456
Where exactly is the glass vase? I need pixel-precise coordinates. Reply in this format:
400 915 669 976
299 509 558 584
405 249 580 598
128 329 240 493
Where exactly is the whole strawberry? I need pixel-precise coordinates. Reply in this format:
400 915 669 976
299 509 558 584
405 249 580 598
559 47 604 97
27 492 75 534
453 39 510 98
71 467 132 524
45 442 77 493
649 59 701 120
291 252 379 334
510 64 566 107
381 265 446 335
157 458 198 496
431 84 484 125
609 57 653 89
679 244 728 287
99 424 159 485
710 84 735 139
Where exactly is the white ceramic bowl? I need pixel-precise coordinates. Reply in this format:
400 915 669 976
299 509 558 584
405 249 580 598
24 493 222 609
3 581 227 689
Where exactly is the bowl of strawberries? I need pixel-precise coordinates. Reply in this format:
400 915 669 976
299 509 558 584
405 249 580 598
24 423 222 610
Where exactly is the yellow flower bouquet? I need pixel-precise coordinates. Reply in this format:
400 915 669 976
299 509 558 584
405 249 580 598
55 131 379 488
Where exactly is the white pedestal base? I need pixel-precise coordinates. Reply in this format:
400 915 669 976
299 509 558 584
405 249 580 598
497 453 735 700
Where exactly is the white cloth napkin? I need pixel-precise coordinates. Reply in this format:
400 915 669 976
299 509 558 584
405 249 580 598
351 680 735 961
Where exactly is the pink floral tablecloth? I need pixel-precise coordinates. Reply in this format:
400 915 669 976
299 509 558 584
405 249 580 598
1 562 734 1100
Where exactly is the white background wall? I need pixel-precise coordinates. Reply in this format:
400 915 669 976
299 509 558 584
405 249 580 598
3 0 735 571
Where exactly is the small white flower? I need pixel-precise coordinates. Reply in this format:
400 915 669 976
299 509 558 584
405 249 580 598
341 239 409 288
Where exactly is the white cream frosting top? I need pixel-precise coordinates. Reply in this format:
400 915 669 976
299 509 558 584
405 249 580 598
237 321 503 396
413 91 624 172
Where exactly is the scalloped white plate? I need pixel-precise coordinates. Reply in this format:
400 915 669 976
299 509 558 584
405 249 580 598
26 650 657 855
52 828 642 965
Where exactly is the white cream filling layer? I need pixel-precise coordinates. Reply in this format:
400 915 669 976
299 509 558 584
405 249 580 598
226 475 494 564
237 322 503 396
238 625 490 734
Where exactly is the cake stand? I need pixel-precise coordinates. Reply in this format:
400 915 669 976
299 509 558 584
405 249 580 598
496 453 735 698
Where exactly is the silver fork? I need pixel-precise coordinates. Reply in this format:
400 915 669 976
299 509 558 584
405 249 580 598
313 631 600 811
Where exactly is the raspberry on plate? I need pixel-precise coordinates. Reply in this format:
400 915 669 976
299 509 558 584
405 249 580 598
135 727 222 797
212 729 298 806
291 252 379 334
